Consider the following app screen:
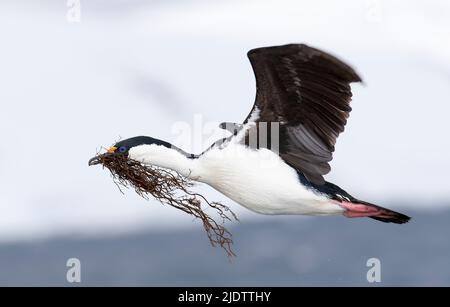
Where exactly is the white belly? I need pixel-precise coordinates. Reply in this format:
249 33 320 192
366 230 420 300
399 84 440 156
195 144 344 216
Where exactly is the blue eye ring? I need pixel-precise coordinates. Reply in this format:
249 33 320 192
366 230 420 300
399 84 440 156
118 146 127 153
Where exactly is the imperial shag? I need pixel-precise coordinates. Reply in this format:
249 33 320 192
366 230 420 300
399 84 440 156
89 44 410 224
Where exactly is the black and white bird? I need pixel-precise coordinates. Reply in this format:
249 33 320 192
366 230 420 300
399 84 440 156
91 44 410 224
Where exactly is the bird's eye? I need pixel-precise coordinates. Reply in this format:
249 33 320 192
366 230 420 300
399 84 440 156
118 146 127 153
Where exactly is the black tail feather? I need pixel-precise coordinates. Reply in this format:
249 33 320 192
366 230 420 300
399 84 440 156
358 201 411 224
304 178 411 224
370 214 411 224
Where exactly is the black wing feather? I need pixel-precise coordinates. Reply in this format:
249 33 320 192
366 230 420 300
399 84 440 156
245 44 361 184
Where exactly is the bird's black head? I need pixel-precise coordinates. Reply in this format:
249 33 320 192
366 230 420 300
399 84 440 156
108 136 172 155
88 136 172 166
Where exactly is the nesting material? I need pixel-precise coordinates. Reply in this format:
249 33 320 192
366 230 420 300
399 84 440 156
90 152 238 257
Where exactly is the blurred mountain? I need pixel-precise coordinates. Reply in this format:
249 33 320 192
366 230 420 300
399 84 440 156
0 207 449 286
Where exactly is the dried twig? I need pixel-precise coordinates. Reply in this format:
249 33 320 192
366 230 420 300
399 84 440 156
90 152 238 257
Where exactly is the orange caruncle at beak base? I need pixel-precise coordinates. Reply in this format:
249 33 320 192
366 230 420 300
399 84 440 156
107 146 118 153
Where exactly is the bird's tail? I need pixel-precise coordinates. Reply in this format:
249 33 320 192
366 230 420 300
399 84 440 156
340 200 411 224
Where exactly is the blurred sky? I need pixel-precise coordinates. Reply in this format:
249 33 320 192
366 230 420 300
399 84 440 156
0 0 449 242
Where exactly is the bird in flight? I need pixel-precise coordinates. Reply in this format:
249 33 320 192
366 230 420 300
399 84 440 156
90 44 410 224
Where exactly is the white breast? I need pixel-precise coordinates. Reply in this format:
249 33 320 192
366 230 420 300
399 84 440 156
195 143 344 216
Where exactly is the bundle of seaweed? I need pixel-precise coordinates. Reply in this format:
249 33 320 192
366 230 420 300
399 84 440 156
89 152 237 257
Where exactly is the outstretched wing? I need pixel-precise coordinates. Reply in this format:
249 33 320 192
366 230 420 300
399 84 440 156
245 44 362 184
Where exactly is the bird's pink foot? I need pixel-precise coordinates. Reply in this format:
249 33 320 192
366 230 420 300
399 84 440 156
338 201 384 218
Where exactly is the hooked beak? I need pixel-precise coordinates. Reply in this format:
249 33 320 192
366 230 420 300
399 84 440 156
88 152 115 166
89 146 125 166
88 147 117 166
88 155 103 166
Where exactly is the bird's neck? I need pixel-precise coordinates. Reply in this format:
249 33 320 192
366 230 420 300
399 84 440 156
128 144 198 179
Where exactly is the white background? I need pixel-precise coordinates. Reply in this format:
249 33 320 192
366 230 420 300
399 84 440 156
0 0 449 242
